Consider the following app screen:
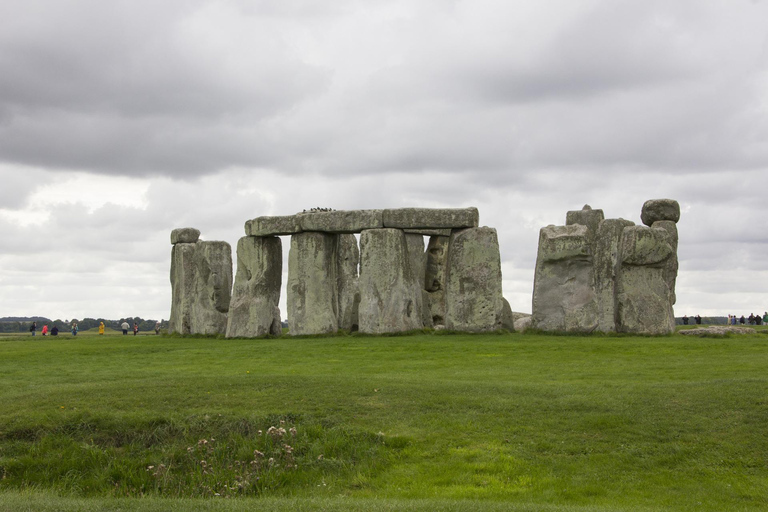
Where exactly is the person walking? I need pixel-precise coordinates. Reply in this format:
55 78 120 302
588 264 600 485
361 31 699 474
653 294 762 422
71 322 78 336
155 321 161 335
30 321 36 336
133 322 139 336
98 322 105 335
121 321 129 335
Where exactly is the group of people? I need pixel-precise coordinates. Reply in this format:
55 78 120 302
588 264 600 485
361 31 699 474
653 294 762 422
681 315 703 325
29 321 79 336
727 313 767 326
29 320 162 336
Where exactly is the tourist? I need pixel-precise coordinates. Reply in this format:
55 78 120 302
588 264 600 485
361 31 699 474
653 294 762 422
695 315 702 325
51 325 59 336
99 322 105 335
763 312 768 325
41 324 48 336
757 315 763 326
29 321 36 336
748 313 755 325
739 315 746 325
133 322 139 336
121 321 129 335
683 315 689 325
155 321 161 335
71 322 78 336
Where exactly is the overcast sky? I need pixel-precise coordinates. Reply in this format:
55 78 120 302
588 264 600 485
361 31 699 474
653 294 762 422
1 0 767 322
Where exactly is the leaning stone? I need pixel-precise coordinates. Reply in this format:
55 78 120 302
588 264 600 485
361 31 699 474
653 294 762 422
171 227 200 244
169 240 232 335
531 224 598 332
358 229 423 334
300 210 382 233
226 236 283 338
594 218 634 332
641 199 680 226
403 228 452 237
566 205 605 238
287 232 339 335
336 234 360 331
245 215 302 237
445 227 504 332
382 207 479 230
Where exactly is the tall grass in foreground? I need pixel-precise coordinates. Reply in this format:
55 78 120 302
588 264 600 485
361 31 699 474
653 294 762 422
0 330 767 511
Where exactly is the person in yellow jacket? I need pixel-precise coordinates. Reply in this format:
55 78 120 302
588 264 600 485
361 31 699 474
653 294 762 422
98 322 105 335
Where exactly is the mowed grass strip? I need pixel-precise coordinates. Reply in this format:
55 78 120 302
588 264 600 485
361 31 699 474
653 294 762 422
0 331 767 511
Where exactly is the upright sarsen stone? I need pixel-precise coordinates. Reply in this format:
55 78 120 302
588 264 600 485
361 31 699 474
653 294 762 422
169 238 232 335
616 225 675 335
358 229 423 334
287 232 339 335
226 236 282 338
531 224 598 332
445 227 504 332
594 218 634 332
424 235 450 327
336 234 360 331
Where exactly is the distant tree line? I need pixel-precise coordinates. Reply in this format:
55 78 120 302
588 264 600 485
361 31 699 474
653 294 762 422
0 317 168 333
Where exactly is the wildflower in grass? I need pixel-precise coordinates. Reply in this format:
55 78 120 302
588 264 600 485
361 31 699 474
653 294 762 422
289 427 297 436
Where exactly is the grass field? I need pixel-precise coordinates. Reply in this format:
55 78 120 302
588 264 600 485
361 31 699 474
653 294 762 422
1 328 767 511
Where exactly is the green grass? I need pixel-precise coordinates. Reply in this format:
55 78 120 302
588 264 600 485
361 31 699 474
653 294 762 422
1 329 767 511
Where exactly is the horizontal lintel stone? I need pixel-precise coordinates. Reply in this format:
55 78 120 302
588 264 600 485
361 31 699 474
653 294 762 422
246 216 303 236
382 207 479 230
403 228 453 237
299 209 383 233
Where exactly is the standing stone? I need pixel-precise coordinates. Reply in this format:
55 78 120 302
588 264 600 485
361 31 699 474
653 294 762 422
593 218 634 332
531 224 598 332
226 236 282 338
445 227 504 332
566 205 604 239
169 239 232 335
358 229 423 334
336 234 360 331
287 232 339 335
424 235 450 326
499 298 516 331
616 225 675 335
652 220 678 305
404 234 430 328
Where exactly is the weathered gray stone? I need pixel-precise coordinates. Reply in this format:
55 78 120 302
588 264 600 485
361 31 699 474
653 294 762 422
403 228 452 237
171 228 200 245
404 233 428 329
287 232 339 335
445 227 504 332
169 239 232 335
358 229 423 334
620 225 673 266
531 224 598 332
226 236 282 338
336 234 360 331
382 207 479 230
566 205 605 238
424 235 450 326
499 298 516 331
300 210 382 233
245 216 302 237
514 315 532 332
652 220 678 305
641 199 680 226
616 226 675 335
594 218 634 332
